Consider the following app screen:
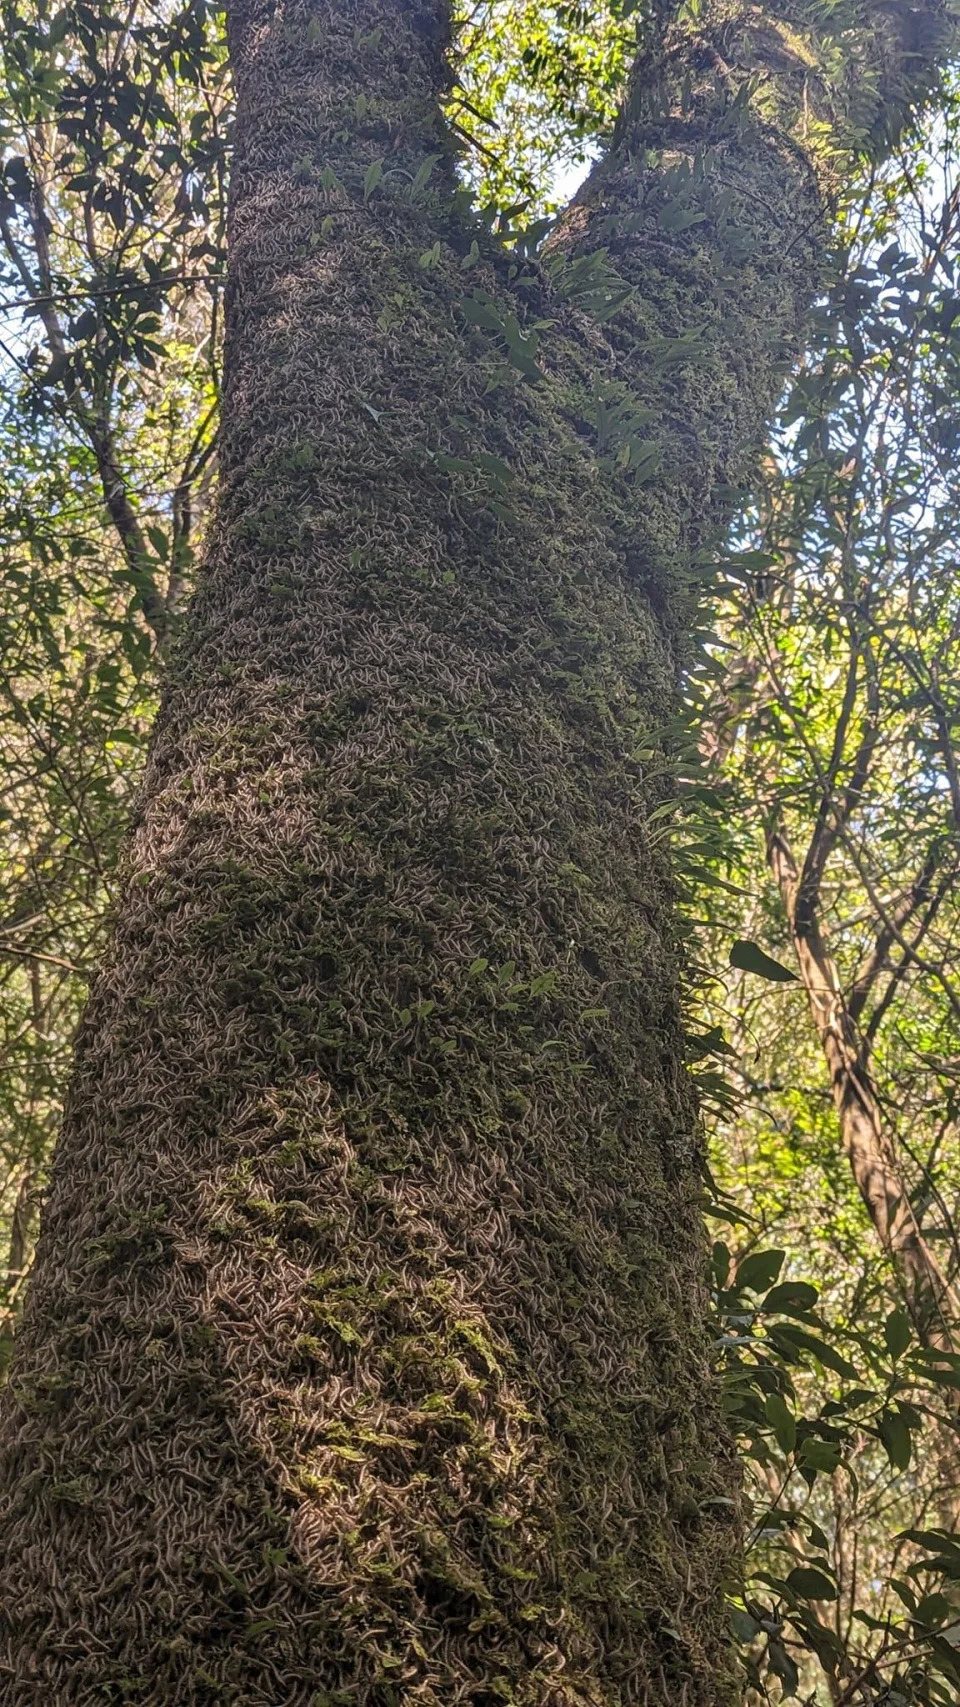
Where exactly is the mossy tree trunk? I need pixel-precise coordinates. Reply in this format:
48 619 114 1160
0 2 949 1703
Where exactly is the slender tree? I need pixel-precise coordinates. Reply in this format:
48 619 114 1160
0 2 951 1702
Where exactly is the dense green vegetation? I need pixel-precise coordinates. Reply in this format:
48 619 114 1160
1 1 960 1700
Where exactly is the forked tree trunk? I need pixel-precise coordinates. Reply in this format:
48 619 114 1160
0 2 949 1702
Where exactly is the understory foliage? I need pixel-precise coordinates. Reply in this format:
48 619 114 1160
688 86 960 1702
0 0 225 1360
449 0 635 210
0 0 959 1701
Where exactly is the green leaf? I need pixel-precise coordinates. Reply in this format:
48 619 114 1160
768 1324 859 1380
145 524 168 561
762 1281 819 1314
475 451 515 487
590 287 634 322
763 1392 797 1455
889 1577 918 1613
658 198 706 232
461 294 506 333
46 7 71 44
766 1638 799 1697
878 1407 912 1471
326 1315 362 1346
929 1636 960 1683
363 159 383 201
729 939 798 982
798 1437 842 1474
410 153 442 198
883 1307 911 1361
435 454 475 478
732 1248 785 1293
805 1518 831 1552
730 1606 759 1643
899 1528 960 1563
624 438 660 479
786 1566 838 1602
914 1593 953 1629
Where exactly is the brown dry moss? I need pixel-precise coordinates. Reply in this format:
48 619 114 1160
0 0 951 1703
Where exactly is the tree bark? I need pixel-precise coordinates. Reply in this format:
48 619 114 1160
0 2 950 1702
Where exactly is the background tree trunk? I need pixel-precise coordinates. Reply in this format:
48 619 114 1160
0 2 950 1702
768 826 957 1341
767 822 960 1532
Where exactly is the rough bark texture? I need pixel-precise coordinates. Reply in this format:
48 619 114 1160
0 2 950 1703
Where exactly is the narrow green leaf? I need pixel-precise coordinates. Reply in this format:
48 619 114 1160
461 294 506 333
410 153 442 198
145 524 168 561
730 939 798 982
766 1638 799 1696
764 1392 797 1455
878 1408 912 1471
883 1307 911 1361
770 1325 859 1380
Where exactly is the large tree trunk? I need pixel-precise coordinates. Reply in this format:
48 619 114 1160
0 2 949 1702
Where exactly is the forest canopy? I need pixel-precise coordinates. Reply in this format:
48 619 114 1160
2 1 960 1702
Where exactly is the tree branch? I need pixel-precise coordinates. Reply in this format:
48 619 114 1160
849 842 941 1023
862 863 955 1044
0 181 169 645
797 631 881 936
